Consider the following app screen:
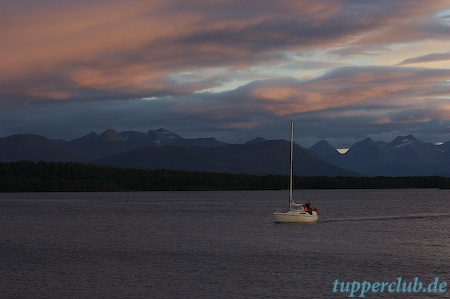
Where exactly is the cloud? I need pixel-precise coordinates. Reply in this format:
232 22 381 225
1 0 450 147
3 0 449 102
398 52 450 65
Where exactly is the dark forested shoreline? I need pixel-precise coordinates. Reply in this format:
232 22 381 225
1 161 450 192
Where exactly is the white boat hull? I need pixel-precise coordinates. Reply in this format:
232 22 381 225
273 211 318 223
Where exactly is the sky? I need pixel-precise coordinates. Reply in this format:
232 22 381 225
2 0 450 148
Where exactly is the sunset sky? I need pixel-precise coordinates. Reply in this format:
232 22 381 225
2 0 450 148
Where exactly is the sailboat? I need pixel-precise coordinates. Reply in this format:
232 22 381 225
273 121 318 223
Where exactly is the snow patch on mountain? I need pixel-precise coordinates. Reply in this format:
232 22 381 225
393 139 413 148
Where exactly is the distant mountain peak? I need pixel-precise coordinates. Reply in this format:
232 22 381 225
245 137 267 144
361 137 375 143
307 140 341 163
349 137 375 150
148 128 183 144
389 135 419 147
309 140 335 150
99 129 126 141
156 128 172 135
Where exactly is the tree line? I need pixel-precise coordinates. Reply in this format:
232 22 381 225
0 161 449 192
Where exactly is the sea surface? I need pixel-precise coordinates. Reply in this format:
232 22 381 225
1 189 449 298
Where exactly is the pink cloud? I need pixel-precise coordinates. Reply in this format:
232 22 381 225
0 0 399 101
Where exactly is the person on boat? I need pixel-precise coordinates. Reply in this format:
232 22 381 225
313 207 318 214
304 202 312 215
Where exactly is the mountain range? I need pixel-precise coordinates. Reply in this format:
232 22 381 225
1 128 449 177
309 135 450 177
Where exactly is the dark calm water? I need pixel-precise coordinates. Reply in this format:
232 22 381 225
1 189 449 298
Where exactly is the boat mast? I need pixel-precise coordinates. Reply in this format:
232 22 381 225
289 121 294 208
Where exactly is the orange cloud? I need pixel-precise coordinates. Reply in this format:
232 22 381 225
1 0 450 108
0 0 356 101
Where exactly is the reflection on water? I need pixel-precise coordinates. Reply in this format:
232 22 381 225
322 212 450 222
0 189 449 298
